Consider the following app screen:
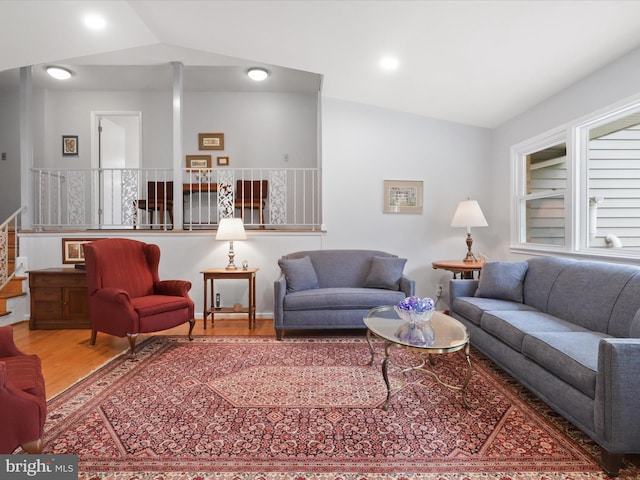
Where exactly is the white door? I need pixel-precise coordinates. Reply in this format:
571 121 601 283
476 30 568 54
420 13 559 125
92 112 141 227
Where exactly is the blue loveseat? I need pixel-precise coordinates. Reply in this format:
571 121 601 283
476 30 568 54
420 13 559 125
449 256 640 476
274 249 415 340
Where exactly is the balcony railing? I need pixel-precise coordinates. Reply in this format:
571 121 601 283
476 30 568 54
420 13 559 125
31 168 321 231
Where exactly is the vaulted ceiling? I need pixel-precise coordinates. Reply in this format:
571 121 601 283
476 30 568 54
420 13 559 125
2 1 640 128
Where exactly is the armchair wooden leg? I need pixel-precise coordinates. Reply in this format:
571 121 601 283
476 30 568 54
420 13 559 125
188 318 195 341
89 329 97 346
127 333 138 356
21 438 43 454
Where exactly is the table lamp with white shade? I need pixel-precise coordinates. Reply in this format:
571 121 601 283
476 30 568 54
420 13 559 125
216 218 247 269
450 199 488 262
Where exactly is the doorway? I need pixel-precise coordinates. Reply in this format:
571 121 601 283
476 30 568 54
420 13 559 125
91 112 141 228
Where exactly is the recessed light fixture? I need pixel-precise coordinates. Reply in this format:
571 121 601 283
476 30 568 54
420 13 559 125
379 56 400 71
247 68 269 82
84 13 106 30
46 66 73 80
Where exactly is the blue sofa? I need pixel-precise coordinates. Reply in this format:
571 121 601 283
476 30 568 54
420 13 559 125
274 250 415 340
449 256 640 476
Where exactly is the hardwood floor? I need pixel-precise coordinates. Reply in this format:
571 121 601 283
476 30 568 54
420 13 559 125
11 317 277 400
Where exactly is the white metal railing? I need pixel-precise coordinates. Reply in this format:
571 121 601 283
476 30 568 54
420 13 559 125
0 207 24 290
31 168 321 231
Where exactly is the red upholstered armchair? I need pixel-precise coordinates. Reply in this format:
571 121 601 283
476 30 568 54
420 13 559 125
0 326 46 454
83 238 195 355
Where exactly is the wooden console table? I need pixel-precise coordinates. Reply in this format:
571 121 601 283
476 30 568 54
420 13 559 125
201 268 258 329
28 268 90 329
432 260 484 279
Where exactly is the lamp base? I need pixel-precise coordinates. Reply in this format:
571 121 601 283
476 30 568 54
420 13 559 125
463 232 477 263
226 241 238 269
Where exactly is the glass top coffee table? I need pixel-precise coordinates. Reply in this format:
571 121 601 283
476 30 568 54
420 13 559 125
364 305 473 410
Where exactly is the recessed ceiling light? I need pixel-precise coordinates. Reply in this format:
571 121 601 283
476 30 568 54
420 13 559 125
247 68 269 81
84 14 106 30
379 56 400 71
46 66 72 80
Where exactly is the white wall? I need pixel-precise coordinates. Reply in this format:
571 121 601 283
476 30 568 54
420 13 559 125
0 88 20 219
321 98 493 301
19 231 325 320
39 90 172 169
490 46 640 262
183 92 318 168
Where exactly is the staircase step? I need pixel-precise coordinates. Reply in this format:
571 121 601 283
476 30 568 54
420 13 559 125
0 276 26 296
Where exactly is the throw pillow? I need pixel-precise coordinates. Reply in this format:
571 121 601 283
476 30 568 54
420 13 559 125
278 256 319 292
474 261 528 303
363 256 407 290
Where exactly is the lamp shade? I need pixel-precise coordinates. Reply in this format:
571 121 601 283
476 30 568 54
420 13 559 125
450 200 488 228
215 218 247 241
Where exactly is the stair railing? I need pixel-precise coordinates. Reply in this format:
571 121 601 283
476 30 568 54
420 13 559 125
0 207 25 291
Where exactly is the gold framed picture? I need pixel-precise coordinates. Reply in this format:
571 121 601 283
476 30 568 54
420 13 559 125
217 156 230 166
186 154 212 170
199 133 224 150
62 238 99 264
383 180 424 214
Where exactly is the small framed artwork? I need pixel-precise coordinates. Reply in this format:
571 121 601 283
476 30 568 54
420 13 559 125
383 180 424 214
62 238 98 264
217 156 230 166
199 133 224 150
62 135 78 156
186 154 212 170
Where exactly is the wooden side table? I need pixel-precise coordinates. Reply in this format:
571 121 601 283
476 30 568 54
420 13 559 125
432 260 484 279
201 268 259 329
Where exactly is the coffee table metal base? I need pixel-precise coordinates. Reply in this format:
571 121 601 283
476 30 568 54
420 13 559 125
366 330 473 410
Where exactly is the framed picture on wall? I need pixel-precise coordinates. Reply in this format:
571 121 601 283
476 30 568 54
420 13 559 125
62 135 78 156
186 154 212 170
199 133 224 150
383 180 424 214
217 156 230 166
62 238 99 264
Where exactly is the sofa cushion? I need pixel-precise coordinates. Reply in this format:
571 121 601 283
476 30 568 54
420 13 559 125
284 250 397 288
522 256 575 312
607 272 640 337
630 310 640 338
452 297 537 326
475 261 528 303
481 311 591 352
278 256 319 292
283 287 406 311
363 256 407 290
546 261 640 334
522 331 609 399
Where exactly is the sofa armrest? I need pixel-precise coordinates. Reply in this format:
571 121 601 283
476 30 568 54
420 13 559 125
273 275 287 329
449 279 478 306
399 276 415 297
595 338 640 450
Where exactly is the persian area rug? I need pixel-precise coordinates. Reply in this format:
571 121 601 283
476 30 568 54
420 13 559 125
41 336 631 479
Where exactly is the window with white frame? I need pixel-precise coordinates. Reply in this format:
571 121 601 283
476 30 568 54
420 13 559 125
512 97 640 259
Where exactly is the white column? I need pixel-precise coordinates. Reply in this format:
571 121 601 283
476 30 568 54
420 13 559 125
172 62 184 230
19 66 33 229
